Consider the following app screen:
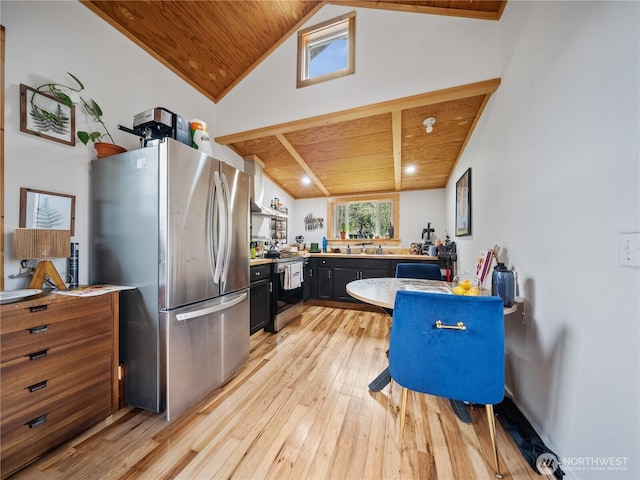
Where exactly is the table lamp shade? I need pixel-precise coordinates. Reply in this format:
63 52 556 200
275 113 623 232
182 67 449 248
14 228 71 290
14 228 70 259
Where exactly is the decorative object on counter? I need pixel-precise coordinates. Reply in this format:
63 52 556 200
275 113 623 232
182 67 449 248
492 263 516 307
309 242 320 253
303 212 323 231
455 167 472 236
24 73 126 156
410 243 422 255
451 272 480 296
476 246 498 289
19 187 76 235
322 236 327 253
14 228 71 290
20 83 75 146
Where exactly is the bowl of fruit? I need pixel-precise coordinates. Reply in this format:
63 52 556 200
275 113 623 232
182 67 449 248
452 273 481 296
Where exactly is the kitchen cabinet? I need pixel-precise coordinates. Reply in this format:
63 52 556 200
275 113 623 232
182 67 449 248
306 255 441 303
249 264 272 335
314 258 333 300
0 291 119 478
303 259 314 301
333 258 390 302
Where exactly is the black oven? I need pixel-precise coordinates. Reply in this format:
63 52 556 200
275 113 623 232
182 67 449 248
266 257 305 332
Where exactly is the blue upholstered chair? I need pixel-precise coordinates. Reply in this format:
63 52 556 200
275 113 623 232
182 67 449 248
389 290 505 477
395 262 442 280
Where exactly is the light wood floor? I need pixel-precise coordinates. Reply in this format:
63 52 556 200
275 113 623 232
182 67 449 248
12 304 546 480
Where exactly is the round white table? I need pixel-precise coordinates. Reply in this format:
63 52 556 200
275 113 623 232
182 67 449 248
346 277 452 309
346 277 521 314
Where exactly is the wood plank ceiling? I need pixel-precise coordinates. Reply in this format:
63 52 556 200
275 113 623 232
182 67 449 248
82 0 507 199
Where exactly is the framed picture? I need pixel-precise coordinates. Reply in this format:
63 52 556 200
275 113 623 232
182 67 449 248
455 168 471 236
19 188 76 236
20 83 76 146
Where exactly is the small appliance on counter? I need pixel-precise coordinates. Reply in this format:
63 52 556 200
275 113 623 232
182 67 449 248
421 223 436 254
118 107 191 147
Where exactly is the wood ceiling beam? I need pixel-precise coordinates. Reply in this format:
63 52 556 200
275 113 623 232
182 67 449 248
327 1 505 21
391 110 402 191
215 78 501 145
275 133 332 196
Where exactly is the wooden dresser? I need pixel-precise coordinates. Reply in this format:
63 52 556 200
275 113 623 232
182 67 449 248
0 291 119 478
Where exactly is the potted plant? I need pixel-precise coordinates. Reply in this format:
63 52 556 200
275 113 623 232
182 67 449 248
339 223 347 239
32 72 126 157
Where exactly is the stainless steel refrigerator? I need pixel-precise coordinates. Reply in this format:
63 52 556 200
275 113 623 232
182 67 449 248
90 138 249 421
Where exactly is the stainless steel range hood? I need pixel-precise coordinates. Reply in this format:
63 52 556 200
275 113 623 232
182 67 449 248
244 155 285 217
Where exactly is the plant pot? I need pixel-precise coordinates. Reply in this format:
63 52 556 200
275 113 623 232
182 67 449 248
340 231 346 239
95 142 127 158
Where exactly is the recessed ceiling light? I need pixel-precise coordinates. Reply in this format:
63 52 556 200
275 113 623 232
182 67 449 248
301 176 311 185
405 165 416 174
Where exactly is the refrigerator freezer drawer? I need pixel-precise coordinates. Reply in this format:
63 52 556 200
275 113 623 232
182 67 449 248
163 291 249 421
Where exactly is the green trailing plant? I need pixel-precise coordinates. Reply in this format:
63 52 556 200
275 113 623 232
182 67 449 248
32 72 115 145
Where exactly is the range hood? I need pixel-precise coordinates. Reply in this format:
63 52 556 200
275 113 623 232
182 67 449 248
244 156 286 217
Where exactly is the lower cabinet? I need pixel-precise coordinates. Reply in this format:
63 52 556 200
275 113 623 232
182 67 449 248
0 291 119 478
333 264 389 302
309 256 441 303
250 264 272 335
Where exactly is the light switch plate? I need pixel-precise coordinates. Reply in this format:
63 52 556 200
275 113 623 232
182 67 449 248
619 232 640 267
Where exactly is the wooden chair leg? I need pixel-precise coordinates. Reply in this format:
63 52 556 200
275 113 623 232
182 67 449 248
398 387 408 451
486 404 503 478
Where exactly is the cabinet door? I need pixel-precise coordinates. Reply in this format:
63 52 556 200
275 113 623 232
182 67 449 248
302 267 313 301
316 268 333 300
250 281 271 335
333 268 360 302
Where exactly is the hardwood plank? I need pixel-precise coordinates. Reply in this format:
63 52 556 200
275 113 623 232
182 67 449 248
12 304 543 480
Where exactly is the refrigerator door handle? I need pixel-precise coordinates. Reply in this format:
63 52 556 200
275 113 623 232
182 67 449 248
213 171 226 284
175 292 248 322
220 171 233 285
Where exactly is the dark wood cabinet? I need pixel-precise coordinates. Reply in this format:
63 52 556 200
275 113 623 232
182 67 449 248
249 264 272 335
303 261 313 301
0 292 119 478
307 256 441 303
314 258 333 300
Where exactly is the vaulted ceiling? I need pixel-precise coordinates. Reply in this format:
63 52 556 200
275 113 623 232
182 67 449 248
82 0 507 199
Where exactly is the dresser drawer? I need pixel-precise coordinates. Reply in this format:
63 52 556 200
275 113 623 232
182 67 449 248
1 351 111 432
0 386 111 478
0 295 112 362
0 332 112 417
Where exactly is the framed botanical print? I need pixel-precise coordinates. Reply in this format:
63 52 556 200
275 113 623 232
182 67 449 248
19 188 76 236
455 168 471 237
20 83 76 146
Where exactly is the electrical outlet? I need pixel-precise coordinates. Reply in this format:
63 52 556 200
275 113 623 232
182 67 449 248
619 232 640 268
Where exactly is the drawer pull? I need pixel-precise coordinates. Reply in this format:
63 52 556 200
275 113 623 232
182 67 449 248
28 324 49 334
28 350 48 360
29 305 48 313
26 414 48 429
27 380 48 392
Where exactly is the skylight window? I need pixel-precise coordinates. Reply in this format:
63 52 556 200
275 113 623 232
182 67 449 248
297 12 355 88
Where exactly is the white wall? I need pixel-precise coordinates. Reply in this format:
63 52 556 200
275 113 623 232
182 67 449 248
446 2 639 478
2 1 242 287
216 4 499 134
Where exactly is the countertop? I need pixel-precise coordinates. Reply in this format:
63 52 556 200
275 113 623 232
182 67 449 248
250 252 437 266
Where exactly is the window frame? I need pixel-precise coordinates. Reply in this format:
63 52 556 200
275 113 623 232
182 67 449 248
327 193 400 243
297 12 355 89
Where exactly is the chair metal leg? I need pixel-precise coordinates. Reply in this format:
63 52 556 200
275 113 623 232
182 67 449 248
486 404 503 478
398 387 408 451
